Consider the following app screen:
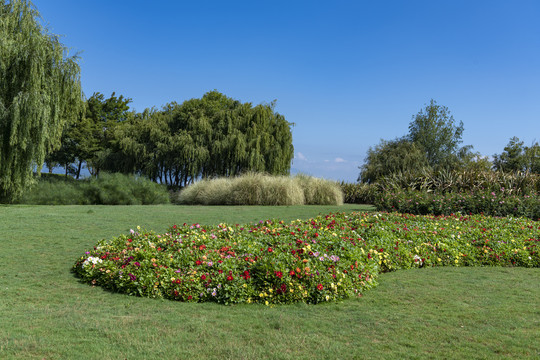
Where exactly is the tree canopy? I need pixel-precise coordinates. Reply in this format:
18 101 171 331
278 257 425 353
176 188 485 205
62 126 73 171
359 100 474 183
0 0 84 201
44 90 295 188
493 137 540 174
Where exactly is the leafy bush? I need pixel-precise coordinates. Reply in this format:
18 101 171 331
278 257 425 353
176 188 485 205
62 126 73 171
73 211 540 305
19 179 87 205
340 182 376 204
18 173 170 205
377 169 540 194
374 189 540 220
177 173 343 206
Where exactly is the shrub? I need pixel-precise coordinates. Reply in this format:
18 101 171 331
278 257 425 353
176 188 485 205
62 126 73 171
18 173 170 205
19 179 87 205
176 173 343 206
374 188 540 220
73 211 540 305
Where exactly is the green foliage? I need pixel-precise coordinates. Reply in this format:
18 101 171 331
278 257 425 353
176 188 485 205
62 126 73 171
73 90 295 188
177 173 343 206
359 100 475 183
493 136 540 174
73 211 540 305
377 168 540 194
18 172 170 205
375 189 540 220
358 138 428 183
0 0 84 202
340 181 377 204
371 169 540 218
407 99 470 169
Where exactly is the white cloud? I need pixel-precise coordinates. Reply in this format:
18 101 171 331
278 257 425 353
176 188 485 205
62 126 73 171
334 157 346 163
295 152 307 161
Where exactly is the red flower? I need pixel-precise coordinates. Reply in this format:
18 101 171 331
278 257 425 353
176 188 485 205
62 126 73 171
317 284 323 291
187 295 192 300
314 233 319 237
218 270 223 274
275 271 283 278
227 275 234 281
289 270 295 276
195 260 202 265
201 275 206 280
268 247 273 253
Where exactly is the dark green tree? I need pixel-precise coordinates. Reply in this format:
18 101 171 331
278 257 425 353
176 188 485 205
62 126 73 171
493 137 540 173
358 138 428 183
0 0 84 201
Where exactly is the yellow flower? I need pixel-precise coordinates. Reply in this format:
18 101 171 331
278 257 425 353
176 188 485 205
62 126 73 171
265 301 269 306
259 293 264 297
243 284 247 288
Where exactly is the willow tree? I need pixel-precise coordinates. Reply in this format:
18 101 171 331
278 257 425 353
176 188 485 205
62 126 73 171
0 0 83 202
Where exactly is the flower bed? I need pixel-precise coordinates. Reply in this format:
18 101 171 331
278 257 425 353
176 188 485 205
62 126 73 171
73 212 540 305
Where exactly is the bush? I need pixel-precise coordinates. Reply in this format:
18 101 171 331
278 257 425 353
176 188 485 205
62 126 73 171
19 179 87 205
176 173 343 206
374 188 540 220
18 173 170 205
73 211 540 305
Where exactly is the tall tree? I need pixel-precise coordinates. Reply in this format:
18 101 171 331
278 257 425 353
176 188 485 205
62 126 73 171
0 0 84 201
407 99 467 170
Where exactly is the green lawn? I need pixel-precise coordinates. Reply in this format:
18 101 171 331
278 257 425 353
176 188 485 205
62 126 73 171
1 204 538 359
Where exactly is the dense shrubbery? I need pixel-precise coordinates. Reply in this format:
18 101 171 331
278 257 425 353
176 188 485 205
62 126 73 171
177 173 343 206
18 173 170 205
73 211 540 305
340 182 376 204
368 169 540 219
377 169 540 194
374 189 540 220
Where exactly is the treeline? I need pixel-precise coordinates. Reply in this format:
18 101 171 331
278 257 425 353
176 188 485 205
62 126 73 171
45 90 294 187
358 100 540 184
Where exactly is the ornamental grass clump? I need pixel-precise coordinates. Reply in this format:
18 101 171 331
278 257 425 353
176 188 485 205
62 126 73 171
73 211 540 305
295 174 344 205
176 173 343 205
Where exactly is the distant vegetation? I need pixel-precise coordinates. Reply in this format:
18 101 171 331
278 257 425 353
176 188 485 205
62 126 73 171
18 173 170 205
44 90 294 189
176 173 343 206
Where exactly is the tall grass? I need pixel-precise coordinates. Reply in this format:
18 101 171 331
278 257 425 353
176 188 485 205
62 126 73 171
177 173 343 205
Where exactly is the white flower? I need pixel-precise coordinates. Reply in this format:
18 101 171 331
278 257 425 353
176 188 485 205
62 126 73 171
82 256 103 268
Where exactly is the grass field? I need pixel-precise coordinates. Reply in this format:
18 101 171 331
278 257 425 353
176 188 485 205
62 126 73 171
1 204 539 359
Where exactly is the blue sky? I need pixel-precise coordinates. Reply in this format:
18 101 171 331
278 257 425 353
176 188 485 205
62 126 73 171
33 0 540 181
